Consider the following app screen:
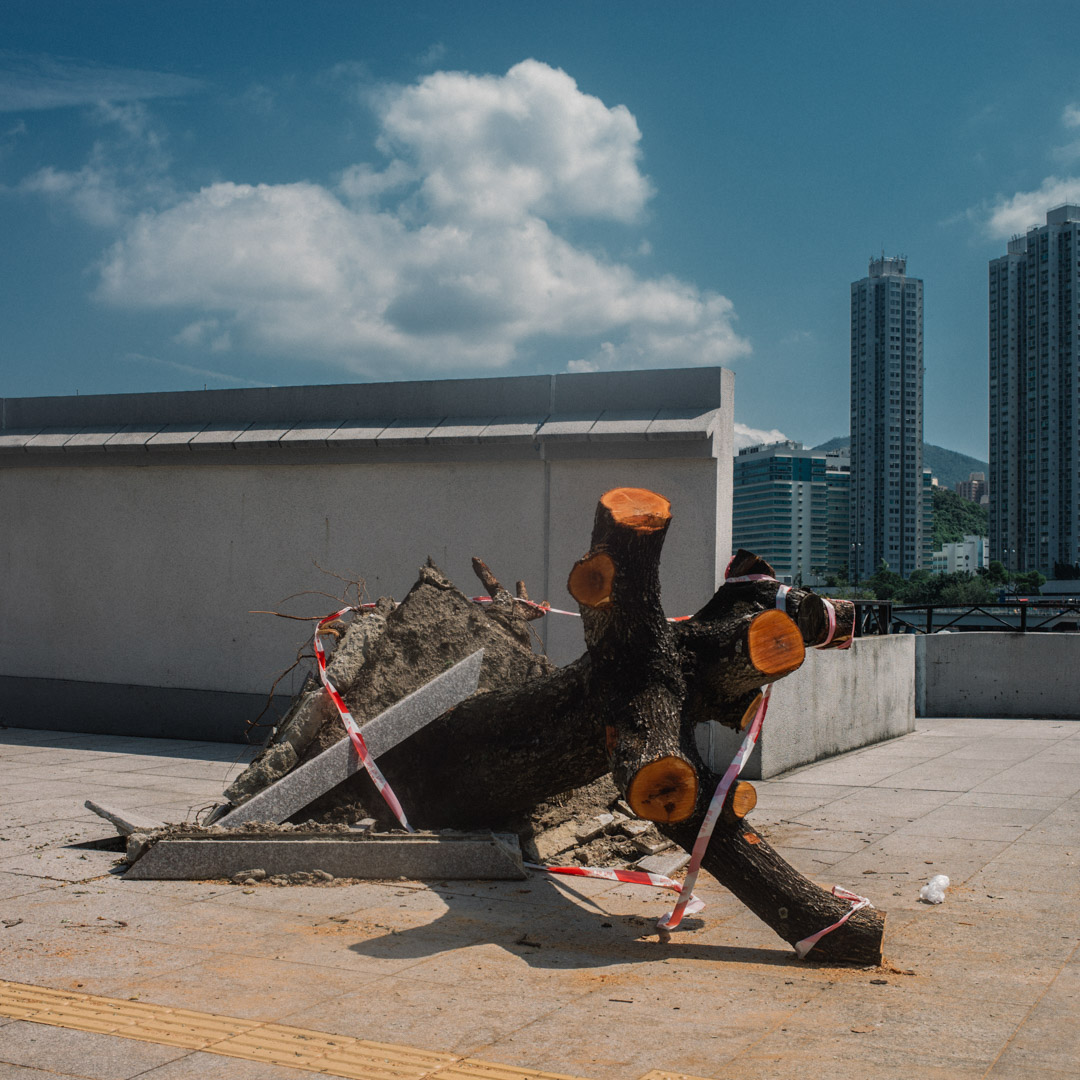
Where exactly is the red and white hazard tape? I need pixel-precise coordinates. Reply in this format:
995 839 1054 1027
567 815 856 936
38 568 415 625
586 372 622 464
317 571 863 954
523 862 705 916
726 564 851 651
313 607 413 832
657 682 771 930
794 886 874 959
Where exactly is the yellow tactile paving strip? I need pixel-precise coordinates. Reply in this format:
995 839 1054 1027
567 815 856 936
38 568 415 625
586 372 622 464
0 979 597 1080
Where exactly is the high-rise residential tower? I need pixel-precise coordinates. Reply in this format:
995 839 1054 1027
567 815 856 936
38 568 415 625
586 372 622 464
989 205 1080 576
850 256 926 580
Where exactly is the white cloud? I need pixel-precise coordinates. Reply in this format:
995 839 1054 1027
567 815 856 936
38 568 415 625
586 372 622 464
19 101 173 226
88 60 748 376
0 51 201 112
733 422 791 451
985 175 1080 237
981 106 1080 235
376 60 653 224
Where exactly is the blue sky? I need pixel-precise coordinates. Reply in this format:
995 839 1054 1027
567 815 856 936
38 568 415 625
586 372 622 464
4 2 1080 460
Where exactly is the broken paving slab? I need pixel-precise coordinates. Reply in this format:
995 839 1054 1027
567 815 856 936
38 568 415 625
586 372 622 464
635 851 690 877
124 830 526 880
217 649 484 827
84 800 165 837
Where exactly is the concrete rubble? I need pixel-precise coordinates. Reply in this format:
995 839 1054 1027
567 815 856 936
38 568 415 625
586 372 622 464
84 567 675 887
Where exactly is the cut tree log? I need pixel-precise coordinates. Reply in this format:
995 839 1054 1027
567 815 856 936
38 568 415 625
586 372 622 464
567 490 885 965
247 494 884 965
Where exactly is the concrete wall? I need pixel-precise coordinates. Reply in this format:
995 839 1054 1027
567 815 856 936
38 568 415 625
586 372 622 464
916 633 1080 719
0 368 734 741
699 635 916 779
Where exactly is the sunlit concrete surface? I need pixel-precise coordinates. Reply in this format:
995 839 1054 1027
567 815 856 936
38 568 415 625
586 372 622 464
1 718 1078 1079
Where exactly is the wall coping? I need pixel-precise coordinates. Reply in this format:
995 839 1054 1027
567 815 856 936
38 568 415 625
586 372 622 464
0 368 730 461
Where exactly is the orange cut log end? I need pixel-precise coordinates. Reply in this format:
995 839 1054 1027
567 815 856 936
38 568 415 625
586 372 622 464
627 756 699 823
747 608 805 677
600 488 672 533
739 692 764 731
567 552 616 608
728 780 757 819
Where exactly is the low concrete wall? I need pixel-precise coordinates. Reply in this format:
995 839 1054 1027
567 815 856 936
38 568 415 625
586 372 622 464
916 633 1080 719
1 368 734 741
699 635 916 779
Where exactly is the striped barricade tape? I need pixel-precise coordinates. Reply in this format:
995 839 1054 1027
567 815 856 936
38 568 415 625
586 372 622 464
313 607 413 832
794 886 874 959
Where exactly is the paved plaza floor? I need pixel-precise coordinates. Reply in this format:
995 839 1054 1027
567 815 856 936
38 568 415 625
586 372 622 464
1 717 1078 1080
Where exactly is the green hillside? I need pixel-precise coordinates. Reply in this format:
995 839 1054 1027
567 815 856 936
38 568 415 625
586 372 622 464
931 486 988 548
811 436 988 491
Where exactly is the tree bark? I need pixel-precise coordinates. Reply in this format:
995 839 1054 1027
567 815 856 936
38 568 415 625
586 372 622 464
290 497 885 964
567 495 885 964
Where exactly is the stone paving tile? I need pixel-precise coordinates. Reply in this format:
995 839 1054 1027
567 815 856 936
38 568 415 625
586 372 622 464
0 1020 189 1078
4 881 206 934
986 1067 1080 1080
0 1063 76 1079
949 789 1067 811
279 972 573 1055
474 986 800 1080
870 761 1009 791
0 846 122 883
0 871 66 902
990 999 1080 1075
1 782 96 805
885 801 1055 843
133 1052 315 1079
971 761 1080 798
97 951 383 1021
755 781 860 801
826 832 1013 889
965 842 1080 898
712 1053 986 1079
3 722 1080 1080
779 755 937 788
929 736 1060 763
0 927 213 992
734 982 1028 1073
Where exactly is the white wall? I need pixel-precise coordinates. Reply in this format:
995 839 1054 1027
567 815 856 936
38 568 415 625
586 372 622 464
0 369 734 738
700 636 916 778
916 633 1080 719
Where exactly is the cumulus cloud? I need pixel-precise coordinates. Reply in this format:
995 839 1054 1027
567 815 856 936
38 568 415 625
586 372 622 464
0 51 201 112
985 175 1080 237
89 60 748 376
981 107 1080 237
733 422 791 451
375 60 653 224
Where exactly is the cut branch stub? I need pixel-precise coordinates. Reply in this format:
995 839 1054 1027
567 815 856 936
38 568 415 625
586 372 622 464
627 755 698 822
599 487 672 532
567 552 616 608
724 779 757 822
748 608 806 676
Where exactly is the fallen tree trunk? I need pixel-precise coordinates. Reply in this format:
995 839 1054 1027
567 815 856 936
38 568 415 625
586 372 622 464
257 489 884 965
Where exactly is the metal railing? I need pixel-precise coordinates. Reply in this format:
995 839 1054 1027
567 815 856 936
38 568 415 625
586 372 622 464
851 600 893 637
890 600 1080 634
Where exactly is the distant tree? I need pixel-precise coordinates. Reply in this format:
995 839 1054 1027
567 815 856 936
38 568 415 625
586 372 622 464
981 560 1008 585
866 560 904 600
1053 561 1080 580
1012 570 1046 596
895 571 996 606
